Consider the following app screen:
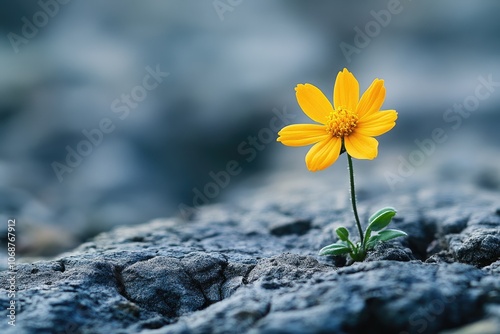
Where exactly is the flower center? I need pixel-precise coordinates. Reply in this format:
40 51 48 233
326 107 359 137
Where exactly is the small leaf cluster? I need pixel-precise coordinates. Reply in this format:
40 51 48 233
319 207 407 262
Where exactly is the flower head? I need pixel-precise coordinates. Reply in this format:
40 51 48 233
277 68 397 171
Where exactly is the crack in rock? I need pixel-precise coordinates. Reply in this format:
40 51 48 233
1 186 499 333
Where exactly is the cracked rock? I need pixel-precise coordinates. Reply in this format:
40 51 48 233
0 184 499 333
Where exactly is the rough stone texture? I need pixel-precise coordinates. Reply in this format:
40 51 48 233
1 183 499 334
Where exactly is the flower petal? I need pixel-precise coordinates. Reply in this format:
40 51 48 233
333 68 359 111
295 84 333 124
277 124 329 146
356 79 386 119
305 137 342 171
355 110 398 137
344 133 379 160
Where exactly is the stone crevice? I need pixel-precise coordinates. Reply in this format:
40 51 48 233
2 186 499 333
113 265 131 302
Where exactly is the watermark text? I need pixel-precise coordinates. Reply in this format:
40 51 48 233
6 219 17 327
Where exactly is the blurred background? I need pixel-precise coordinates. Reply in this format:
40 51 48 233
1 0 499 257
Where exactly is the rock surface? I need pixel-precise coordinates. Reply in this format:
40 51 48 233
1 183 499 334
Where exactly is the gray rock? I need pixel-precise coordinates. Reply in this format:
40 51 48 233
451 229 500 267
1 185 499 333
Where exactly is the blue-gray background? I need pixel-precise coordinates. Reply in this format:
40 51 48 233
1 0 499 257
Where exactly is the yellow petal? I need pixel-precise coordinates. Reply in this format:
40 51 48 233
355 79 385 119
356 110 398 137
333 68 359 111
295 84 333 124
277 124 329 146
305 137 342 171
344 133 378 160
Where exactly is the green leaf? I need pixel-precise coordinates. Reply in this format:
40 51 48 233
377 229 408 242
368 207 397 232
335 227 349 241
319 243 351 256
364 227 372 245
365 235 380 250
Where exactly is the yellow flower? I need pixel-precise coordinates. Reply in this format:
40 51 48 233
277 68 397 171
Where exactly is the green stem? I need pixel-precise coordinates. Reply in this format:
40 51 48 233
346 238 357 250
347 154 364 244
